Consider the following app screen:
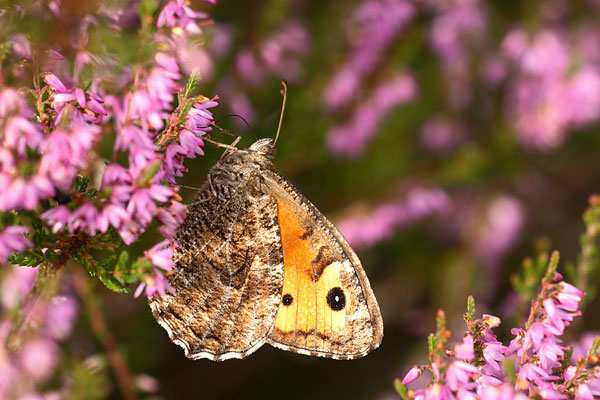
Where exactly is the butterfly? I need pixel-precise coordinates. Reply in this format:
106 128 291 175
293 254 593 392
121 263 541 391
149 85 383 361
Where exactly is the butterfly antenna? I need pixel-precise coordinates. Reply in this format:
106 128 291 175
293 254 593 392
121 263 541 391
223 113 251 129
274 80 288 145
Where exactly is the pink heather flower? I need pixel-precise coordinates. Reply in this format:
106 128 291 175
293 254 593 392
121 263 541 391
236 49 267 86
10 34 32 59
235 21 308 86
400 272 593 399
446 361 478 392
502 28 600 151
338 187 450 248
0 175 54 212
402 366 423 385
157 202 187 240
38 124 101 191
134 269 172 298
19 338 60 381
327 73 417 156
259 21 308 82
136 374 160 393
134 240 176 298
97 203 131 233
0 88 30 117
3 116 43 155
43 74 108 125
218 81 256 126
68 203 99 235
46 296 78 340
161 97 216 183
148 53 181 106
126 185 173 226
178 40 214 77
571 333 600 360
209 24 232 57
144 240 175 272
420 116 466 153
475 196 525 269
0 88 43 156
0 226 32 263
0 266 37 308
101 164 132 187
323 0 416 110
157 0 208 34
455 335 475 361
114 125 156 157
428 0 485 108
41 206 71 233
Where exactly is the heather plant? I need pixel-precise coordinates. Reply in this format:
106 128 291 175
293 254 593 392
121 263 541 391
397 251 600 399
2 0 600 399
1 0 217 398
395 198 600 399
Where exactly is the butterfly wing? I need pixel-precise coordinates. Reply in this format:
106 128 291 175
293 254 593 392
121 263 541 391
263 171 383 359
149 176 284 361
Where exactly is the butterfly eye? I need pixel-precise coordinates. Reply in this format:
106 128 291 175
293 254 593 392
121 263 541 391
282 293 293 306
326 287 346 311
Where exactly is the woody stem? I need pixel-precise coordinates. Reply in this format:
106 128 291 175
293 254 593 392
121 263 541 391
73 268 139 400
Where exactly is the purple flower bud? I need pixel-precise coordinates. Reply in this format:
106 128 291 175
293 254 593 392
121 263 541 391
46 296 77 340
144 240 174 272
1 266 37 308
41 206 70 233
402 366 423 384
455 335 475 361
19 339 59 381
0 226 31 263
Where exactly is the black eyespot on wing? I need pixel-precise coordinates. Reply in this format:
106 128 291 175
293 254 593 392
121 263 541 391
326 287 345 311
282 293 293 306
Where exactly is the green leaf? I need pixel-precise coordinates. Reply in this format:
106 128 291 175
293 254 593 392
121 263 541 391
73 240 131 294
141 159 162 185
465 295 476 323
394 379 410 400
543 251 560 282
502 358 516 384
75 175 90 193
590 337 600 356
8 250 45 267
97 269 129 293
64 359 110 400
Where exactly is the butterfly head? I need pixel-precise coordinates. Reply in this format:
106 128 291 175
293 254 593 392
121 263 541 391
249 138 276 158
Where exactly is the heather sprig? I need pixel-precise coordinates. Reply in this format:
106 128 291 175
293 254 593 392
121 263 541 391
0 0 217 298
397 251 600 399
0 1 217 398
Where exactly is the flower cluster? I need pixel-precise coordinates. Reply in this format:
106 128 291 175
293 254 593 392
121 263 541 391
338 187 450 248
427 0 486 109
473 196 525 270
398 253 600 399
327 72 417 156
218 21 309 126
323 0 417 156
323 0 416 110
0 0 217 297
501 28 600 150
0 267 78 399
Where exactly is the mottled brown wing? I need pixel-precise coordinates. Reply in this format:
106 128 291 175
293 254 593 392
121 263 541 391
263 171 384 360
149 177 284 361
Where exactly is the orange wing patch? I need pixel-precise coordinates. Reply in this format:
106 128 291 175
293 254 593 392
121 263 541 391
270 196 348 353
